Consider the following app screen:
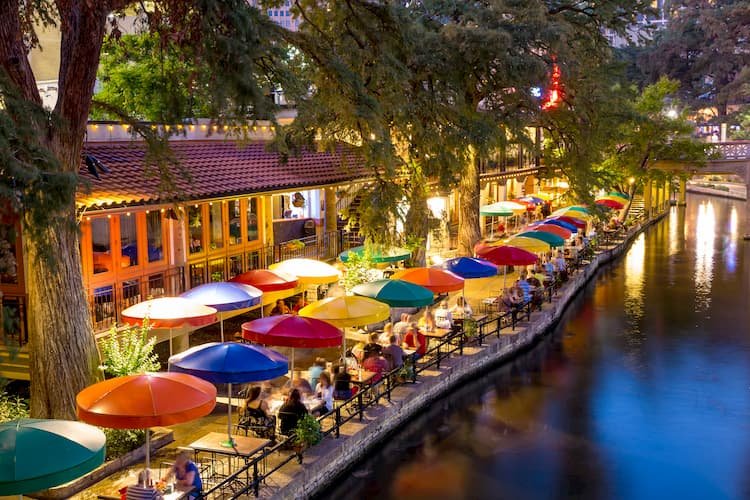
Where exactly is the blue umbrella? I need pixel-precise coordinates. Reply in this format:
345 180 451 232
541 218 579 233
181 282 263 341
442 257 498 279
169 342 288 447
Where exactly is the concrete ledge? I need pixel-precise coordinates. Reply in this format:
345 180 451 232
686 186 746 201
271 213 668 499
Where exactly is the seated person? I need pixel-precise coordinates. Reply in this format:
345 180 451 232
163 451 202 497
350 342 366 365
516 271 532 302
270 299 291 316
393 313 410 338
238 386 275 438
378 322 394 344
363 332 383 358
382 335 405 370
362 350 389 384
403 326 427 358
278 389 309 436
450 296 473 320
307 358 327 389
126 469 162 500
314 372 334 413
434 301 453 329
291 375 314 396
501 288 521 311
292 296 307 314
333 365 353 400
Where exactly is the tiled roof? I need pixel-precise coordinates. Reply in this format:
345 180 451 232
78 140 368 208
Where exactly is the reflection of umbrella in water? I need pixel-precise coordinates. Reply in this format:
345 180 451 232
169 342 288 447
0 419 106 496
76 372 216 470
180 282 262 341
121 297 217 356
241 314 342 375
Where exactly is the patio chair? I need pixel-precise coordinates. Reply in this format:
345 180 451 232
236 406 276 442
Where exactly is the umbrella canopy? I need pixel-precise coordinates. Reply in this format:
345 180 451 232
180 282 262 312
515 230 565 247
299 296 390 328
351 279 434 307
391 267 465 294
442 257 498 279
229 269 299 292
121 297 217 329
518 196 545 205
595 197 625 210
552 215 587 229
505 236 551 253
241 315 343 348
553 206 592 219
76 372 217 429
0 419 106 495
539 218 578 233
339 246 412 263
531 223 573 239
479 201 526 216
270 258 341 284
169 342 289 384
475 245 538 266
608 191 630 201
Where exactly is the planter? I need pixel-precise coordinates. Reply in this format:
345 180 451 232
29 429 174 499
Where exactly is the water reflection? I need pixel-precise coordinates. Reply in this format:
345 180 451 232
623 234 645 323
693 200 715 312
726 207 738 273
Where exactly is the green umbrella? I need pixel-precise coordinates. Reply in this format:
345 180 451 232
479 203 515 217
515 230 565 247
0 419 106 496
339 246 413 263
352 279 434 307
608 191 630 201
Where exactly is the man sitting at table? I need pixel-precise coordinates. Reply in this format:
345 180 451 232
163 451 202 498
363 332 383 358
434 301 453 329
403 325 426 358
362 350 389 384
126 469 162 500
278 389 309 437
333 365 353 400
450 296 473 320
382 335 405 370
393 313 410 338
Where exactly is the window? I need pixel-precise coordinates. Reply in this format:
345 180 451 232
189 262 206 288
229 255 243 278
0 225 18 285
146 211 164 262
228 200 242 245
209 258 225 282
209 203 224 250
246 198 259 242
119 214 138 268
91 218 112 274
188 205 203 254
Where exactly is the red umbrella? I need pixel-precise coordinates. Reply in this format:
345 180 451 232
229 269 299 292
476 245 538 266
512 198 536 211
595 198 625 210
391 267 464 294
241 314 343 348
76 372 217 469
551 215 586 229
531 223 572 239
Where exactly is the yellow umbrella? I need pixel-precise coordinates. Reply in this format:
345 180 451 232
505 236 550 253
270 258 341 284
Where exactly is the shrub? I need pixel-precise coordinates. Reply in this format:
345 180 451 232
0 391 29 422
293 414 322 448
103 428 146 461
100 319 161 378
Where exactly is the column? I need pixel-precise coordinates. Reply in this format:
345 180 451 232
665 180 672 209
678 178 687 206
324 186 337 234
263 195 274 246
643 179 652 217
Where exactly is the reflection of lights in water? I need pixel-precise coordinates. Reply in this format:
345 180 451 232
694 201 715 312
624 234 645 322
668 207 679 256
725 207 738 273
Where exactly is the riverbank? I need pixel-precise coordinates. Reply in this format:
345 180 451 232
687 182 747 201
275 212 668 499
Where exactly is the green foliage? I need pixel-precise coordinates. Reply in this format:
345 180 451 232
0 391 29 422
100 320 161 378
293 413 322 448
103 428 146 461
341 246 378 293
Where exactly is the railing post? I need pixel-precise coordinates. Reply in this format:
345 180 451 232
253 461 260 497
385 372 391 402
335 406 341 438
436 341 441 369
358 392 364 421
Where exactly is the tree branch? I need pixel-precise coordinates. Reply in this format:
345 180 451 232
0 0 42 104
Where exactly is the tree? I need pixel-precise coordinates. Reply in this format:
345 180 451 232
0 0 285 419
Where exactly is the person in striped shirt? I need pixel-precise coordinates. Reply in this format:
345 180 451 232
125 469 162 500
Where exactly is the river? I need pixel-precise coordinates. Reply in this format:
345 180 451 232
319 193 750 500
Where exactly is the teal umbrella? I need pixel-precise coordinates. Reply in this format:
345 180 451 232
339 246 412 263
352 279 434 307
516 230 565 247
479 204 514 217
0 419 106 496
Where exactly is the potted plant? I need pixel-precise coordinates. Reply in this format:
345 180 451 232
293 414 322 457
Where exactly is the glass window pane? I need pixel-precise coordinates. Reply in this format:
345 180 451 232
209 203 224 250
119 214 138 267
189 262 206 288
146 211 164 262
209 258 225 282
228 200 242 245
188 206 204 254
229 255 242 278
0 225 19 284
246 198 259 242
91 218 112 274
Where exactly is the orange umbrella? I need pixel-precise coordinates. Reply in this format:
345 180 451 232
76 372 216 469
391 267 464 294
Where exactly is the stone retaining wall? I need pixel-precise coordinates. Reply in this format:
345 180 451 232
275 215 666 499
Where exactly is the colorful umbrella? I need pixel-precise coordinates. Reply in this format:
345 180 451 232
121 297 218 356
538 218 578 233
518 196 545 205
515 230 565 247
298 296 390 328
351 279 434 307
505 236 551 253
551 215 587 229
530 223 572 240
169 342 288 447
77 372 216 469
511 198 537 211
339 246 412 263
595 197 625 210
229 269 299 292
0 419 105 496
181 282 263 341
475 245 538 267
442 257 498 279
608 191 630 201
553 206 592 219
390 267 464 294
270 258 341 284
479 201 526 216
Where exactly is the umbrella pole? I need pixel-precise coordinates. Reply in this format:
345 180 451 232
220 318 225 343
291 348 295 379
145 428 150 471
169 328 173 357
222 382 234 447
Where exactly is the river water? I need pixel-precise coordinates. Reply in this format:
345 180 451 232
320 194 750 500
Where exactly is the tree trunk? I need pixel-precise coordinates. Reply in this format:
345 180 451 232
404 181 429 267
458 152 481 256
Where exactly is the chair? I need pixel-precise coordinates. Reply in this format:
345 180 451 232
236 406 276 441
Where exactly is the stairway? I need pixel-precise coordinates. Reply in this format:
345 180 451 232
627 194 645 221
337 187 368 246
0 343 30 380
